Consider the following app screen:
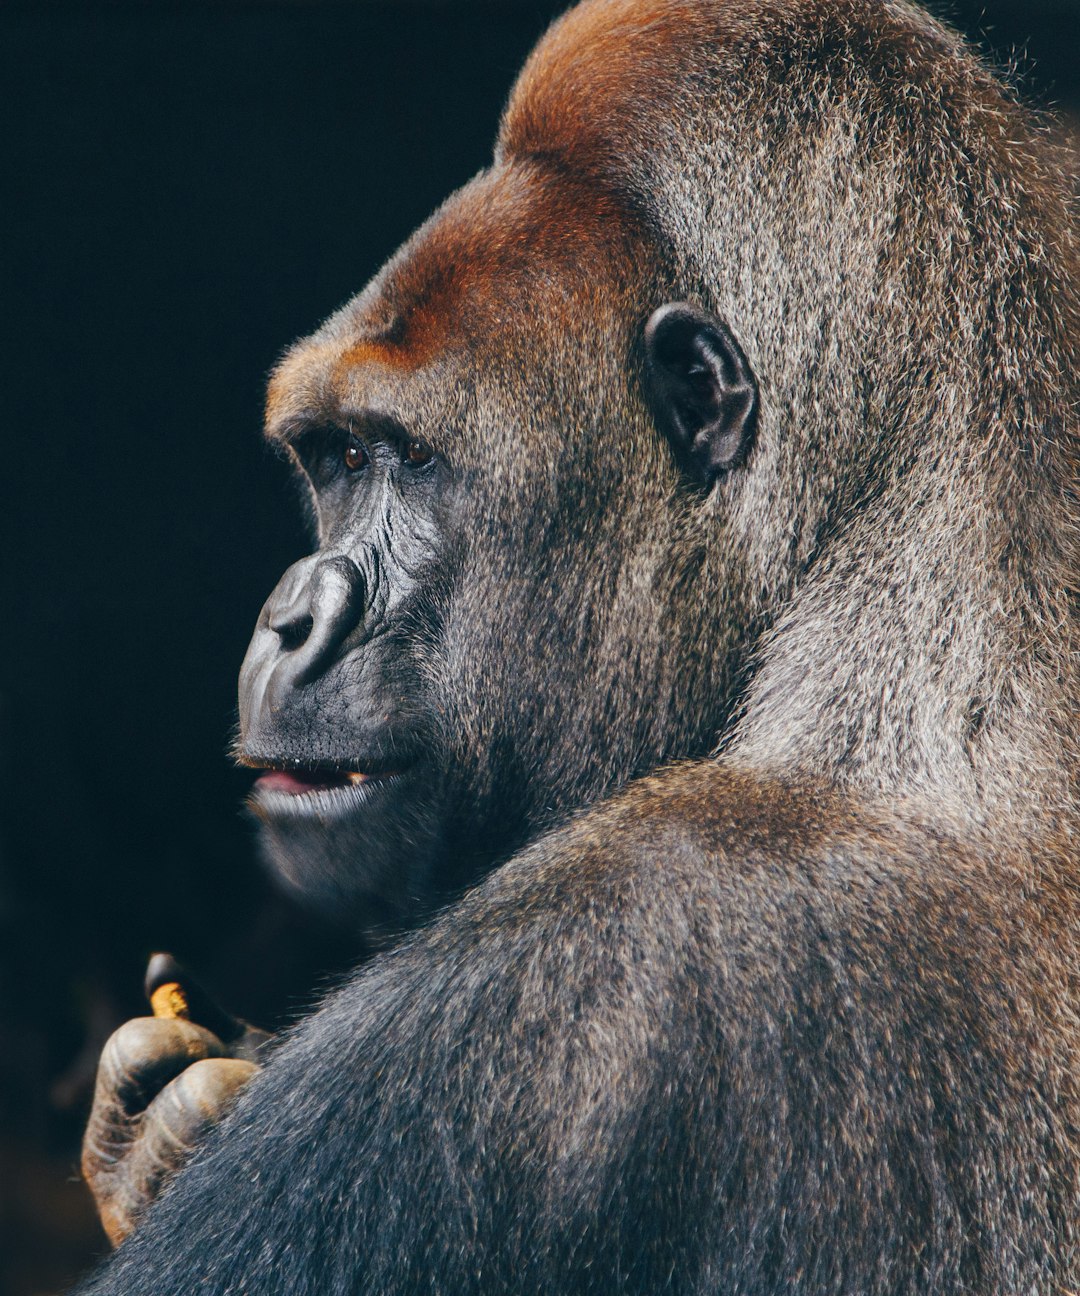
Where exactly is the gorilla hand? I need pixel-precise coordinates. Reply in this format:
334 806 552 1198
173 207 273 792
81 955 270 1246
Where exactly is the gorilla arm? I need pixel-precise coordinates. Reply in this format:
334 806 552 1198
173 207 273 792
75 762 1075 1294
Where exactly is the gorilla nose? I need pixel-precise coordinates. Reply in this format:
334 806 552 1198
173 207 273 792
265 554 367 688
239 554 368 743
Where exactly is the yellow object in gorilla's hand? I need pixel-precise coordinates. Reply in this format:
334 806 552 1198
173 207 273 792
149 980 190 1021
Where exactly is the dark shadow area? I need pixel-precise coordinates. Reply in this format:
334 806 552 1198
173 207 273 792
2 0 1076 1291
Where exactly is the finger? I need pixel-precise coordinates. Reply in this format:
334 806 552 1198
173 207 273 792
94 1016 231 1120
145 953 275 1062
145 952 246 1044
105 1057 259 1247
140 1055 259 1174
82 1015 230 1190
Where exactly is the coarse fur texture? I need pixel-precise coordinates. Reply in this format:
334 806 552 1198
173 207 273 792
77 0 1080 1290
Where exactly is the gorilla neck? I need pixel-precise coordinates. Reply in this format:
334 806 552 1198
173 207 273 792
726 457 1077 837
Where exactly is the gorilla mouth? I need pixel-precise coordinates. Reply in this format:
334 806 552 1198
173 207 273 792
245 762 406 816
254 768 374 796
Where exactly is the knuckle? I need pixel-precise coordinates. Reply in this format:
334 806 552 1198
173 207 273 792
176 1057 259 1117
97 1017 230 1117
108 1016 223 1071
107 1017 167 1072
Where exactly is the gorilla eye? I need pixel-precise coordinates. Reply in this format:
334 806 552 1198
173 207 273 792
406 439 433 466
343 437 369 472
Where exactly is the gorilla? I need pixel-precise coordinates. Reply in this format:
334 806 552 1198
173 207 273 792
77 0 1080 1290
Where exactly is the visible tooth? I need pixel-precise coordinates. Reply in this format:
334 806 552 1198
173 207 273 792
347 771 369 785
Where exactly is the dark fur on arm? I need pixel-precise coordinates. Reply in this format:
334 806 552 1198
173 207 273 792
77 764 1077 1295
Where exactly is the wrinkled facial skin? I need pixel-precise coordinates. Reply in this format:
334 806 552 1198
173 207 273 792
237 162 747 938
238 417 454 931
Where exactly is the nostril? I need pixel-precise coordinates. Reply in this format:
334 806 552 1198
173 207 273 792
260 553 367 686
270 610 314 653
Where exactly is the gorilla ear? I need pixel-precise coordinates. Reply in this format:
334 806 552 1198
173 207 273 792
644 303 758 485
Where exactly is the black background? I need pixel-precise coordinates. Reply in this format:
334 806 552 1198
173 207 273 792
2 1 1077 1291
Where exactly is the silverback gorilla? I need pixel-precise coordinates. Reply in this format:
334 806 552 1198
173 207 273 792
77 0 1080 1290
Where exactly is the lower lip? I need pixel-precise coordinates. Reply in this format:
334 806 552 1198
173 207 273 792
249 772 401 819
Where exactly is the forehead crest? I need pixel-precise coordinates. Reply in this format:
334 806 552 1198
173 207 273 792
499 0 726 174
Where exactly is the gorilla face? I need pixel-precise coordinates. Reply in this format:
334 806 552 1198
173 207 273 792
237 409 455 930
238 160 759 935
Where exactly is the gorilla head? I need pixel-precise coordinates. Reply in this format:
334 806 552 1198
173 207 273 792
237 0 1077 936
236 187 759 923
236 177 753 928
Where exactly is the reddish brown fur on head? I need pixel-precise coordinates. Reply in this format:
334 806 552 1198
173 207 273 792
499 0 724 176
268 0 1054 447
266 163 650 447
